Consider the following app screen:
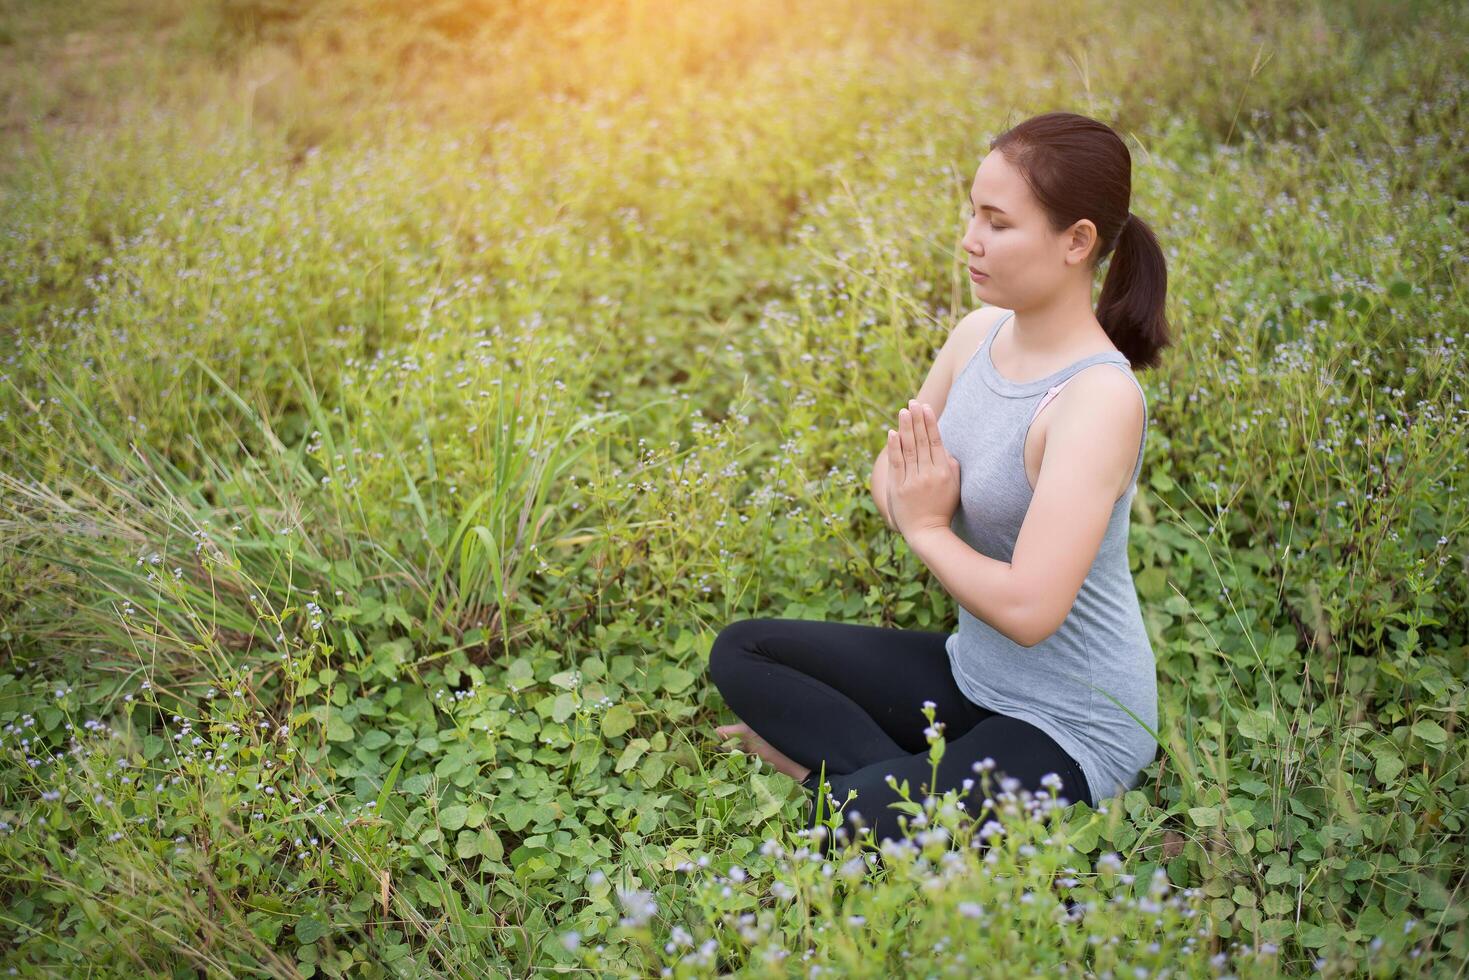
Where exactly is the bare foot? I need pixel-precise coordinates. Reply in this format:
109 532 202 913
715 722 811 783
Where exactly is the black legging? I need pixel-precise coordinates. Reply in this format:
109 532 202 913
708 617 1092 855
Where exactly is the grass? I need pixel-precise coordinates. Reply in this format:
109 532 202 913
0 0 1465 975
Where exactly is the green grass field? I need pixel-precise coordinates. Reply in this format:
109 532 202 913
0 0 1465 975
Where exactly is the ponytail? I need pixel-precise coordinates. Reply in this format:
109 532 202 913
1096 211 1172 371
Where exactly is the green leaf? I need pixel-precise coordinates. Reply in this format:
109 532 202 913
1263 891 1294 916
376 746 410 814
661 665 695 694
360 730 391 751
1225 807 1255 831
326 716 354 742
294 916 328 944
501 800 538 832
1064 813 1101 852
401 773 434 796
1237 708 1274 742
548 670 580 690
637 755 668 788
1265 862 1296 886
551 692 577 724
1373 746 1405 783
1411 719 1446 746
1413 872 1452 910
455 829 481 859
601 704 635 738
1136 566 1168 601
572 738 603 776
616 737 651 774
506 658 536 690
1188 806 1221 828
749 772 789 823
1297 923 1332 948
440 805 469 832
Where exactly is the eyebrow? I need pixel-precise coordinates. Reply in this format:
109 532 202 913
968 190 1008 215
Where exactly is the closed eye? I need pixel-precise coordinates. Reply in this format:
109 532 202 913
971 208 1004 229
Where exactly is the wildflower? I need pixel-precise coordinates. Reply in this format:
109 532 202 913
616 887 658 927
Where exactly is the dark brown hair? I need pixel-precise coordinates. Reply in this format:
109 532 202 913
990 111 1172 371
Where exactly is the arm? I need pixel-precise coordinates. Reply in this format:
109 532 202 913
906 529 1034 644
907 368 1144 647
871 306 1005 533
870 446 896 530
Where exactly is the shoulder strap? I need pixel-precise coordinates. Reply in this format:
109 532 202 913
1026 357 1142 427
1027 376 1075 426
955 308 1015 381
1028 361 1149 488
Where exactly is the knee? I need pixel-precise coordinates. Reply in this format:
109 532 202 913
707 618 766 692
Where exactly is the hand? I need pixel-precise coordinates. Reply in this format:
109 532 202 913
887 399 961 538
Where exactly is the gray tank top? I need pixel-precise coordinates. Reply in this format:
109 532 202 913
937 309 1158 807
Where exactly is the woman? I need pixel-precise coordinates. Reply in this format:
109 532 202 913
708 111 1170 854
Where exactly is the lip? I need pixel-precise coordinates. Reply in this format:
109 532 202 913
969 269 988 282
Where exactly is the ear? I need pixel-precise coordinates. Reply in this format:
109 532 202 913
1063 218 1099 267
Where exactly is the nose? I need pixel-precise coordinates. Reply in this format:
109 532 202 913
961 218 983 257
962 225 982 258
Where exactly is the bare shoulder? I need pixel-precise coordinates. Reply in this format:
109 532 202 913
906 306 1014 425
952 305 1011 351
1050 365 1146 455
1057 364 1144 421
944 305 1012 378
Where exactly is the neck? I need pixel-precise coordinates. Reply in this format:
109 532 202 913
1009 277 1107 358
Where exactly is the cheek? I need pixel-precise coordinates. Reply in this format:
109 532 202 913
996 233 1040 267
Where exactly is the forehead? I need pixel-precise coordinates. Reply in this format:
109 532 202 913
970 152 1028 209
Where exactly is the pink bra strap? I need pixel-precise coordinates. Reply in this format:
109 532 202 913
1028 376 1077 426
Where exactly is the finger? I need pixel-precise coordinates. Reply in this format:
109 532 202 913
887 429 903 481
910 402 934 470
899 406 917 471
909 399 931 468
922 403 942 467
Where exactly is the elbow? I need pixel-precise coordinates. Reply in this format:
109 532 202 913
1012 604 1063 649
1016 625 1056 649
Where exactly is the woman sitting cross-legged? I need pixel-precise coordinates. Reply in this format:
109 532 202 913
708 110 1168 855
